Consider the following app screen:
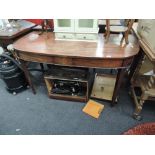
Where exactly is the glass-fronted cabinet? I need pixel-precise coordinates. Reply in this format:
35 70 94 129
54 19 98 41
75 19 98 33
54 19 74 32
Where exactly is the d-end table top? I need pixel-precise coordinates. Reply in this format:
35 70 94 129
0 20 36 39
13 31 139 59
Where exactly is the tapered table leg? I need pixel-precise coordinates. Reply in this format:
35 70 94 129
112 68 126 105
20 60 36 94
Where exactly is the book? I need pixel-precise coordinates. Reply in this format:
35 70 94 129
82 99 104 119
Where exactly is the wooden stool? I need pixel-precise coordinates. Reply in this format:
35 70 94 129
105 19 135 44
131 67 155 120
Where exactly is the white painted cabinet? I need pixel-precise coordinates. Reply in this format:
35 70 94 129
74 19 98 33
54 19 98 41
54 19 75 32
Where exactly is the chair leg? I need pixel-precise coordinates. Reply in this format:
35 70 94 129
105 31 110 43
120 36 124 45
132 92 148 121
105 19 111 43
124 32 129 44
130 85 142 120
133 99 144 121
104 30 107 37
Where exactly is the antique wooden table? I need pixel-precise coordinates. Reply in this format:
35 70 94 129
13 31 139 104
0 20 36 48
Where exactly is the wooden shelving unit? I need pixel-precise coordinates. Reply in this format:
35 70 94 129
44 66 93 102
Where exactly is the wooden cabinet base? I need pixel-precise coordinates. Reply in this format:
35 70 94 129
44 66 93 102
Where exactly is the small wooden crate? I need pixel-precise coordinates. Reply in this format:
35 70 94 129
91 73 116 101
44 66 92 102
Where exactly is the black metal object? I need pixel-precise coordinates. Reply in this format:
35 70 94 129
0 52 28 94
51 79 86 96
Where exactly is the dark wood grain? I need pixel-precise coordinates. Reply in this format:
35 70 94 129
0 20 36 48
13 31 140 104
13 31 139 59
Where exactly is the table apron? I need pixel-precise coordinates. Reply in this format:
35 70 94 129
16 51 133 68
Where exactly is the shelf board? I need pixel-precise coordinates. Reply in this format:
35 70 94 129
48 93 87 102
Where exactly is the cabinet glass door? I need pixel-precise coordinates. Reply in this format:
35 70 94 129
78 19 94 28
54 19 74 32
75 19 98 33
57 19 71 27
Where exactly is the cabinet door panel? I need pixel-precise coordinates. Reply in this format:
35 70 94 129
54 19 74 32
75 19 98 33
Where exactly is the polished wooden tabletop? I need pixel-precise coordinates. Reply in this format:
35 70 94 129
13 31 139 59
0 20 36 39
